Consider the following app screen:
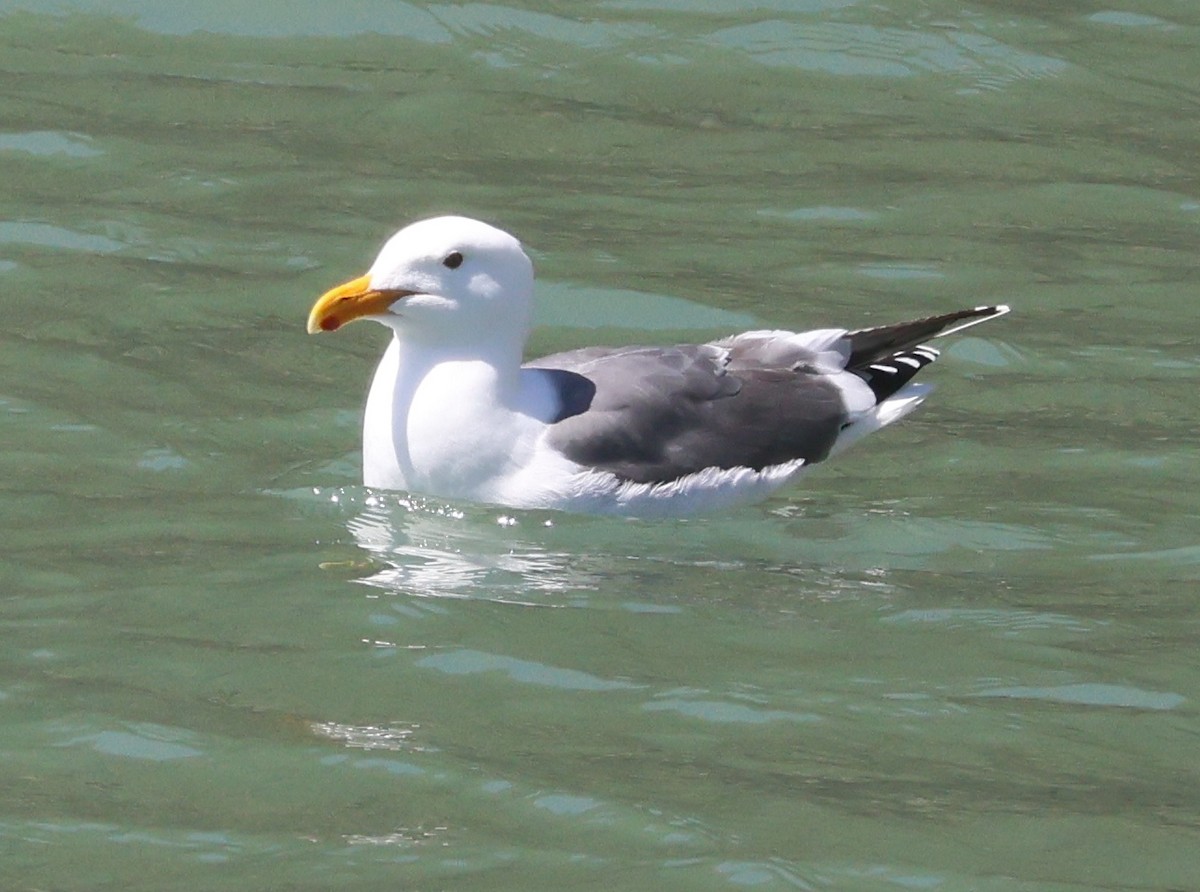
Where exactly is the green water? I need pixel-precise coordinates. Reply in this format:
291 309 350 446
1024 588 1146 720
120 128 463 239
3 2 1199 889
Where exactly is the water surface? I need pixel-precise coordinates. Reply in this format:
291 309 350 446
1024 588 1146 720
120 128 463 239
2 1 1199 889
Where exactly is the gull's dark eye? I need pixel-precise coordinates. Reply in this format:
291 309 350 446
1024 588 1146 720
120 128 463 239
442 251 464 270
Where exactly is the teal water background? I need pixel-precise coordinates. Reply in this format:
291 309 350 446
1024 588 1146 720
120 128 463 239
2 2 1199 889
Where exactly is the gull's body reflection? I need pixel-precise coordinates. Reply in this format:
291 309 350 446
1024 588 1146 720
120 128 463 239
307 486 877 610
332 488 609 602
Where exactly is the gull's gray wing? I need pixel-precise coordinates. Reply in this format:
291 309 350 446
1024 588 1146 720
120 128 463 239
525 305 1008 486
525 341 848 485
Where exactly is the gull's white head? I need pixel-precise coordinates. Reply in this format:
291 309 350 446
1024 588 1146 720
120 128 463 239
307 216 534 346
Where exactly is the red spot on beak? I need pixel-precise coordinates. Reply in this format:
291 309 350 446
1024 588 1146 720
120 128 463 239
320 317 341 332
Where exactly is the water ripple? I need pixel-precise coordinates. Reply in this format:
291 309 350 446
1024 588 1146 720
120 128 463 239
643 697 820 725
975 683 1185 711
52 722 204 761
417 649 643 691
0 221 125 254
704 21 1068 88
0 130 103 157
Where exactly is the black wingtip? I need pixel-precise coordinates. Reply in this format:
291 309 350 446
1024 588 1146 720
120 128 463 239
934 304 1010 338
847 304 1009 370
854 345 941 403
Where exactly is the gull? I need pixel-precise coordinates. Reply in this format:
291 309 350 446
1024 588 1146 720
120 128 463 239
308 216 1008 517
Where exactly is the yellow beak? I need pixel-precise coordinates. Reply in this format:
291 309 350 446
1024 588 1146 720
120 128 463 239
306 273 412 334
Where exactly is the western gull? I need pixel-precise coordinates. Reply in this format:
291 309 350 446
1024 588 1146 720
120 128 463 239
307 216 1008 517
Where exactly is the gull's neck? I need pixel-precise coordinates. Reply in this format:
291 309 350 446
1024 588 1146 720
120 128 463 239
364 325 538 494
388 327 527 387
